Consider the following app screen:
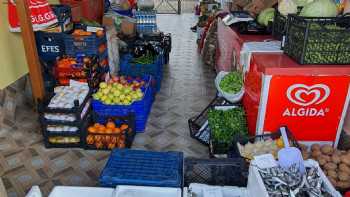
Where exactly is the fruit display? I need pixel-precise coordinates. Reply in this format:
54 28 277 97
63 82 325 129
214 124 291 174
219 71 243 94
48 136 80 144
48 85 89 109
86 120 133 149
55 56 98 85
208 106 248 153
92 76 145 105
301 144 350 190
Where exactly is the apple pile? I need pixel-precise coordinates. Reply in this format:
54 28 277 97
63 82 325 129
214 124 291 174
93 76 145 105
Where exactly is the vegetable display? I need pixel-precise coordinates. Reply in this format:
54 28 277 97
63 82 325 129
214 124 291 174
299 0 337 17
208 107 247 151
219 72 243 94
132 53 155 64
301 143 350 189
278 0 297 16
257 8 275 26
237 138 285 160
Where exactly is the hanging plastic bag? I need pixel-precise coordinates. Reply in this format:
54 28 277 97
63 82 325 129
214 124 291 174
8 0 57 32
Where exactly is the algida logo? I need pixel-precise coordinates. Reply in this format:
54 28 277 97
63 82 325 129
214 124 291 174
283 84 330 117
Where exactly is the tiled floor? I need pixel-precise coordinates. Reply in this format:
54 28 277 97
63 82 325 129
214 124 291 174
0 14 216 196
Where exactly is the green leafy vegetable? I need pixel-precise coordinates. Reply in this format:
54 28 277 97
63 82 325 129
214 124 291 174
208 107 248 152
219 72 243 94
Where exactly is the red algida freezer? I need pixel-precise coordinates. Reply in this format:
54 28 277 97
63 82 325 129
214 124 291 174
243 53 350 147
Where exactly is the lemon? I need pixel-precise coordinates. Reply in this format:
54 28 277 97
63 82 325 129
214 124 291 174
276 137 284 148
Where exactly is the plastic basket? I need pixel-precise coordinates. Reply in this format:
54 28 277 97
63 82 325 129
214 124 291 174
188 96 233 146
64 30 107 56
284 14 350 64
99 149 183 188
184 158 248 187
35 32 66 61
230 126 300 162
119 53 163 92
41 114 90 148
208 105 248 158
84 112 136 150
272 10 286 40
38 90 92 122
92 76 154 132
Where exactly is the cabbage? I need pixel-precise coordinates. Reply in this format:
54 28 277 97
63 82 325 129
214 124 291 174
257 8 275 26
278 0 298 16
300 0 337 17
293 0 314 6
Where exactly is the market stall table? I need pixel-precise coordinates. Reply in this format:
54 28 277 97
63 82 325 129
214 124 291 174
216 18 273 72
243 53 350 147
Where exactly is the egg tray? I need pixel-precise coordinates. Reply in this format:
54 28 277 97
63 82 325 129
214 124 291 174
229 126 301 162
42 114 90 149
38 89 92 125
83 112 136 151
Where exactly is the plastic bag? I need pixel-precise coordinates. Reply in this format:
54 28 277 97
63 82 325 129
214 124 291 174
215 71 244 103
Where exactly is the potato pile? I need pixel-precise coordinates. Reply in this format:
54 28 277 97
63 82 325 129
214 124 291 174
301 144 350 189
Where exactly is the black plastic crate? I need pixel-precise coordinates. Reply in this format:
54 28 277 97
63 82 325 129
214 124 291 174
230 126 300 162
35 32 66 61
38 89 92 125
188 96 233 146
284 14 350 64
42 114 90 148
84 112 136 150
208 104 247 158
272 10 287 40
184 158 248 187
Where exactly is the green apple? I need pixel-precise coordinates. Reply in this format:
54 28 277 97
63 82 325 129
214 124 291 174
116 84 123 90
102 88 109 95
99 82 107 89
101 95 107 102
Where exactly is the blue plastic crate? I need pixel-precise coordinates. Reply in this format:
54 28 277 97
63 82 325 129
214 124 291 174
99 149 184 188
119 53 164 92
64 32 107 56
92 76 154 132
35 32 66 61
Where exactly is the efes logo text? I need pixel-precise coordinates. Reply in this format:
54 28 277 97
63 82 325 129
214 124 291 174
283 84 330 117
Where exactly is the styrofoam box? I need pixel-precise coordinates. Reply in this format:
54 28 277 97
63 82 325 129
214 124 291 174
114 185 182 197
247 159 342 197
48 186 114 197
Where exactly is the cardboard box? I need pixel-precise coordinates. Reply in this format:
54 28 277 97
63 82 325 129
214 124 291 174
102 15 115 27
121 19 136 36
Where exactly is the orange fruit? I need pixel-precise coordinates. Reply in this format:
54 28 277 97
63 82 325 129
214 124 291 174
106 121 116 129
105 128 113 134
114 127 121 134
88 126 97 133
